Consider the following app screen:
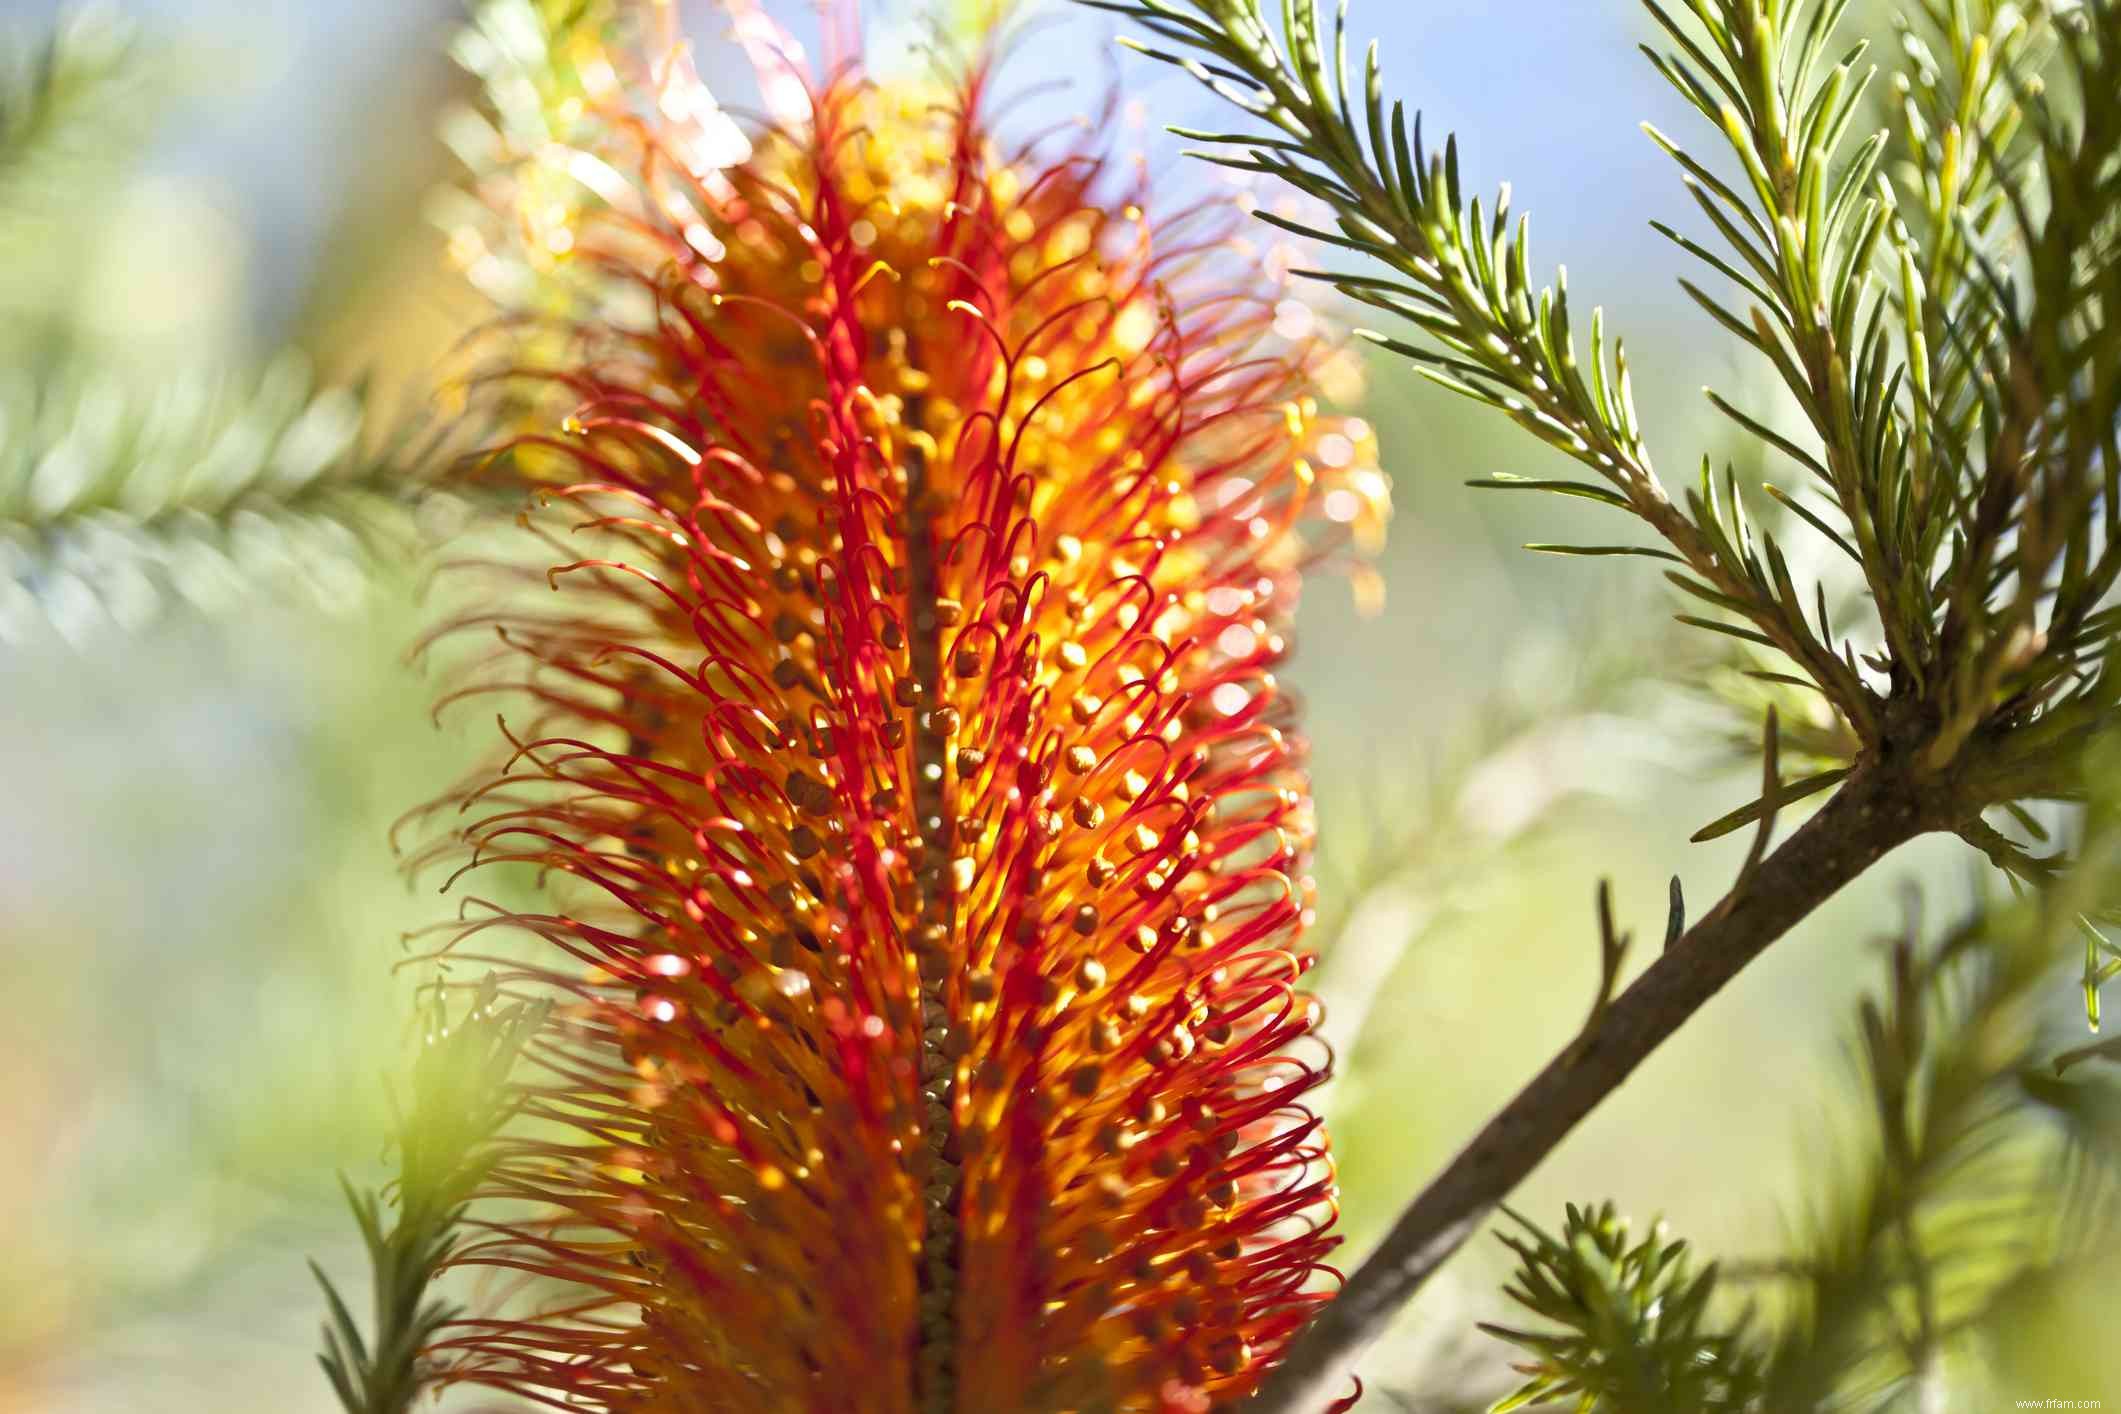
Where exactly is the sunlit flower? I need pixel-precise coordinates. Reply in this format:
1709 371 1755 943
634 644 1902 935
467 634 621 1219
404 3 1387 1410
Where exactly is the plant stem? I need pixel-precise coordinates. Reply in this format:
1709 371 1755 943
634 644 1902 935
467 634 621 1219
1251 764 1953 1413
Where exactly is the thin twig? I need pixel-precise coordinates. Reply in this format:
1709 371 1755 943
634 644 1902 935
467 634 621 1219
1569 881 1630 1057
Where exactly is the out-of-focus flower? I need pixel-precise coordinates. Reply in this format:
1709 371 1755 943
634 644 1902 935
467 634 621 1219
402 3 1386 1410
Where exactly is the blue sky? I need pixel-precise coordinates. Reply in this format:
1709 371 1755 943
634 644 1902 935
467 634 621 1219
0 0 1706 347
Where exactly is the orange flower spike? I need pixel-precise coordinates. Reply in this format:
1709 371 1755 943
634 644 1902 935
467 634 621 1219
413 5 1387 1412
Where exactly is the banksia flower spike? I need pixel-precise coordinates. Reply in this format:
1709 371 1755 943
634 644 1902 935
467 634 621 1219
401 2 1387 1410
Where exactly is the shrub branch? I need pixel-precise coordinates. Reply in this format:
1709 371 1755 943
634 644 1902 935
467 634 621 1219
1252 757 1960 1410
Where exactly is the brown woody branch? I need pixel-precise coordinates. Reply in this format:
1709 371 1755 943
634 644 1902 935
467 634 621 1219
1250 758 1967 1413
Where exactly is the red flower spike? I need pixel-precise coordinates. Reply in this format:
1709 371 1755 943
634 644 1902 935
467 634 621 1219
406 5 1387 1412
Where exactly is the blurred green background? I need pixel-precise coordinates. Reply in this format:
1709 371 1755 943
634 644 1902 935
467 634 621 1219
0 1 2112 1409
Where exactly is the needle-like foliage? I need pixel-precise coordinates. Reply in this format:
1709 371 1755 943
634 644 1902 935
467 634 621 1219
312 978 548 1414
1485 783 2121 1412
1753 777 2121 1409
0 358 438 640
1076 2 2121 1406
0 8 445 641
1083 0 2121 849
1482 1202 1763 1414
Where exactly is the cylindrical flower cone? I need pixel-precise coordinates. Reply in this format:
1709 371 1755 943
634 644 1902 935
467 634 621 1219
403 4 1387 1410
